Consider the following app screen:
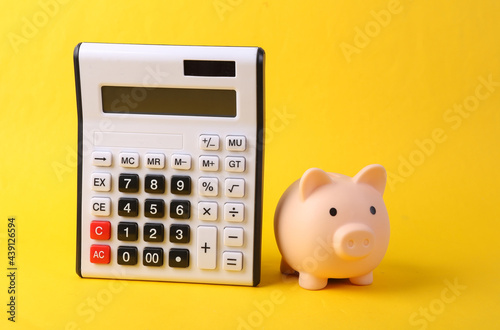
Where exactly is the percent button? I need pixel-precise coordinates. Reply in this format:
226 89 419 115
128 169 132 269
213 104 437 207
198 177 219 197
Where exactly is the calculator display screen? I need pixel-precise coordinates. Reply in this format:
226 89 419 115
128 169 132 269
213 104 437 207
101 86 236 117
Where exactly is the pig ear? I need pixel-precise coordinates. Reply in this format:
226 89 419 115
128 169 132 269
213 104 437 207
353 164 387 195
299 168 334 201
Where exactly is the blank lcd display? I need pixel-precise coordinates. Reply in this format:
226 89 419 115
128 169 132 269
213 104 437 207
101 86 236 117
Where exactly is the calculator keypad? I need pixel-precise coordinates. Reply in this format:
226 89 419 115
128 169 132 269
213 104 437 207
86 134 253 283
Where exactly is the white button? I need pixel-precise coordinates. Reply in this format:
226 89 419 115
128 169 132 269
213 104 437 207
145 153 165 169
225 178 245 198
199 135 220 151
224 203 244 222
197 226 217 269
91 173 111 192
198 177 218 197
226 136 246 151
225 156 245 172
198 202 218 221
199 155 219 171
171 154 191 170
223 251 243 271
224 227 244 247
91 197 111 216
119 152 139 168
92 151 112 167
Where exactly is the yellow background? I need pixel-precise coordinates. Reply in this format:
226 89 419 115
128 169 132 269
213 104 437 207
1 0 499 329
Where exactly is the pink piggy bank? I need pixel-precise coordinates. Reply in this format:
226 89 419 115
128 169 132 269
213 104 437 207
274 165 390 290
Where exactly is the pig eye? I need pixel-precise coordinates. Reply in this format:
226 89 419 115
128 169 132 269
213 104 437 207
370 206 376 215
329 208 337 216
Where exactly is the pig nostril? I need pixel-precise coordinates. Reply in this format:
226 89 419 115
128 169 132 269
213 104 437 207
348 240 354 248
363 239 370 246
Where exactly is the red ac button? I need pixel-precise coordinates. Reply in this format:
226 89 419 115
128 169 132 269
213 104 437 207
90 245 110 264
90 221 111 240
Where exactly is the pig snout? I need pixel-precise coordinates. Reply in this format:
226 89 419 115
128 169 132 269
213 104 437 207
333 224 374 260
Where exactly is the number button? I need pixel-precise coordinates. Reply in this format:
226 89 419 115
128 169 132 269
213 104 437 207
169 249 190 268
119 174 139 193
171 175 191 195
170 200 191 219
169 224 190 243
118 198 139 217
117 246 138 265
144 199 165 218
143 247 163 267
144 223 164 242
145 174 166 194
117 222 138 241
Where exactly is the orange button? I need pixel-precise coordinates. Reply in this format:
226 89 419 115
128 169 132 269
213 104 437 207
90 245 110 264
90 221 111 240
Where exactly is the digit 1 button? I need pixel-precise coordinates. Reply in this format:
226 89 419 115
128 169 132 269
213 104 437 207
145 174 166 194
117 246 138 265
170 200 191 219
117 222 138 241
144 223 164 242
143 247 163 267
169 249 190 268
144 199 165 218
171 175 191 195
169 224 190 243
119 174 139 193
118 198 139 217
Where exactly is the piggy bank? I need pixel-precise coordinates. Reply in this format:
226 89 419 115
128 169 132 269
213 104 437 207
274 165 390 290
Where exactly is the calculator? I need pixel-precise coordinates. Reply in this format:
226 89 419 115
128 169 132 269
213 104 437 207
74 42 264 286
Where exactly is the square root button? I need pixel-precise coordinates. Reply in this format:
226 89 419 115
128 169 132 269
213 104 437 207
225 178 245 198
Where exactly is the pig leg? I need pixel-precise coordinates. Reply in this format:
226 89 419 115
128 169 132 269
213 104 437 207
280 258 297 275
298 272 328 290
349 271 373 285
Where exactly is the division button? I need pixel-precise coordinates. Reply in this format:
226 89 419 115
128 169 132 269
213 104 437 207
223 251 243 271
117 222 138 241
197 226 217 270
143 223 165 242
91 197 111 216
119 152 139 168
92 151 112 167
224 203 244 222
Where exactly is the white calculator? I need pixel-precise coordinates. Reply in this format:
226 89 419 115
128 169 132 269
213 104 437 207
74 42 264 286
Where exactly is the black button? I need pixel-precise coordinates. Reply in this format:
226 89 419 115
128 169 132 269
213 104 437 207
144 199 165 218
171 175 191 195
170 200 191 219
117 222 138 241
169 224 190 243
145 174 166 194
144 223 164 242
118 198 139 217
143 247 163 266
117 246 138 265
169 248 189 268
119 173 139 192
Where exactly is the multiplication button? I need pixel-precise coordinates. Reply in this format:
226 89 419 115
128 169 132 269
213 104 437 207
198 202 218 221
